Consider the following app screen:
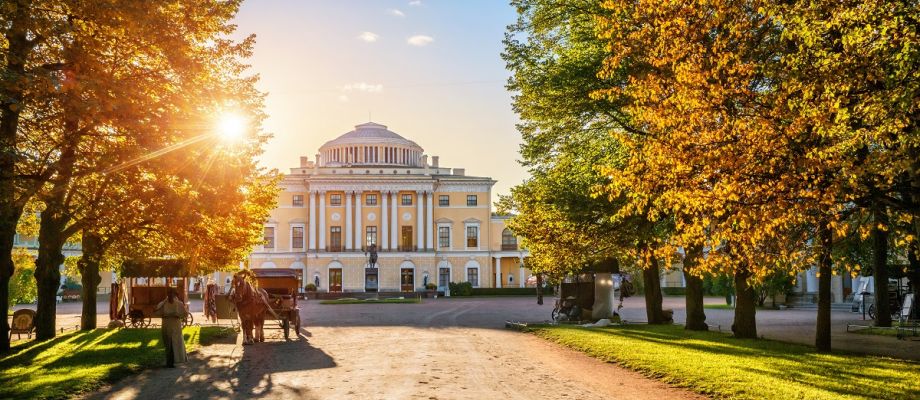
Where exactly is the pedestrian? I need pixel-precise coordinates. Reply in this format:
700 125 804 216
154 287 188 368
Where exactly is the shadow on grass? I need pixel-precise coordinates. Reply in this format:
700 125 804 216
0 327 223 400
533 324 920 400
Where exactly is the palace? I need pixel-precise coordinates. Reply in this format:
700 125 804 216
248 122 532 293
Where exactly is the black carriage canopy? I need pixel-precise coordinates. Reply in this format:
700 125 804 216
121 259 192 278
251 268 299 279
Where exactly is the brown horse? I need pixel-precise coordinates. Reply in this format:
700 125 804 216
229 271 270 344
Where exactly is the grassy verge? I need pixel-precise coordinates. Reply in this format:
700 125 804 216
850 323 920 338
320 298 420 305
529 324 920 399
0 326 232 400
703 304 734 310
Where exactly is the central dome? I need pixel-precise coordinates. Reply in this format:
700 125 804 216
318 122 425 167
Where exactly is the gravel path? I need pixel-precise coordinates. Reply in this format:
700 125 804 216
85 298 703 400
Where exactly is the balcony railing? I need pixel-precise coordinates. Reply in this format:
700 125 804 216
501 243 518 251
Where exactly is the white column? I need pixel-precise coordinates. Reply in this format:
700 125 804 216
519 258 525 288
345 191 353 250
381 191 389 250
495 257 501 288
426 191 434 250
354 190 363 250
416 191 424 251
308 190 316 250
318 191 326 251
391 191 398 250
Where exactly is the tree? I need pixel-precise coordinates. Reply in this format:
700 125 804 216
0 0 270 341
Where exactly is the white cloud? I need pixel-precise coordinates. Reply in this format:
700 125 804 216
408 0 422 6
387 8 405 17
407 35 434 47
342 82 384 93
357 31 379 43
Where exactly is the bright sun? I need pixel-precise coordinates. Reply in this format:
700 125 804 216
216 113 247 142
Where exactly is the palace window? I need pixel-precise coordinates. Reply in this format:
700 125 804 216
466 226 478 248
467 268 479 287
401 194 412 206
292 194 304 207
263 227 275 249
292 226 304 249
330 226 342 251
366 193 378 206
439 195 449 207
330 193 342 206
501 228 517 250
438 226 450 248
466 195 477 206
366 226 377 248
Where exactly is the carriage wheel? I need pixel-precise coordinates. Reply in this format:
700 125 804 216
282 318 290 340
868 304 877 320
182 313 194 328
294 314 301 336
129 310 148 328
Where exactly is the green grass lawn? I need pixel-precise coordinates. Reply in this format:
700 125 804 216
529 324 920 400
703 304 734 310
850 323 920 338
319 297 420 304
0 326 234 400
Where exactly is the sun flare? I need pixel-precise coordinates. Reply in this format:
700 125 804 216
216 113 247 142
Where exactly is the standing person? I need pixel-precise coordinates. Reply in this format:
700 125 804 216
154 287 188 367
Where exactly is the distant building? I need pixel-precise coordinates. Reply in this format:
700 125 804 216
248 122 532 292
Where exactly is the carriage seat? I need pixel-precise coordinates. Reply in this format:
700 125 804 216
9 309 36 340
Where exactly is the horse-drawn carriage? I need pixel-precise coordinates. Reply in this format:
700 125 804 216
253 268 301 340
229 268 302 343
112 259 194 328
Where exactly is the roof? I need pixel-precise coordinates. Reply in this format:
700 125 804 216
121 259 191 277
252 268 300 279
320 122 422 150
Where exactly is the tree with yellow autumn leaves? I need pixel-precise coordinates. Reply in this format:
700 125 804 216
506 0 918 351
1 0 277 349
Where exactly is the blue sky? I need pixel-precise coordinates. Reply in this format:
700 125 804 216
232 0 525 197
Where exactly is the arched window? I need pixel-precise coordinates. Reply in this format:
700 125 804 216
501 228 517 250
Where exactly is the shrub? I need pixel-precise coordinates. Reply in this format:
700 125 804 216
448 281 474 296
661 287 686 296
305 283 317 292
425 283 437 290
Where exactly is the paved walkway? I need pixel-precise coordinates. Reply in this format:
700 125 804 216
86 298 703 400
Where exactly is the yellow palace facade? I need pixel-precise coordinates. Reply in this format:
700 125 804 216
248 122 532 293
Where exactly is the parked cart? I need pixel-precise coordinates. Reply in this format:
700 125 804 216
114 259 194 328
252 268 302 339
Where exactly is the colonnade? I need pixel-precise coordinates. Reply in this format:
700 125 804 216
306 190 437 251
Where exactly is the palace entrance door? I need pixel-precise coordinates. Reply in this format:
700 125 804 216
401 268 414 292
438 267 450 291
365 268 378 292
329 269 342 293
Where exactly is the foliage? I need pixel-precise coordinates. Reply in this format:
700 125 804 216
702 274 735 305
754 270 796 307
0 326 226 399
59 276 81 291
425 282 438 291
304 283 317 292
660 287 685 296
531 324 920 399
8 249 35 306
448 282 474 297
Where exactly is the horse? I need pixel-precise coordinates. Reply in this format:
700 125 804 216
229 270 270 344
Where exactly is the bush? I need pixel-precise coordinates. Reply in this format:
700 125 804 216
448 281 474 296
425 283 437 290
661 287 686 296
304 283 317 292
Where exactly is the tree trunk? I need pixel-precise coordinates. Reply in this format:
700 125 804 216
908 247 919 318
0 219 18 353
816 222 833 352
78 232 103 330
733 268 757 338
34 207 69 340
642 245 665 324
0 0 34 353
536 273 543 305
872 206 891 327
683 245 707 331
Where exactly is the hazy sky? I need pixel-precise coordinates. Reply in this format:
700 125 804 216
231 0 526 197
